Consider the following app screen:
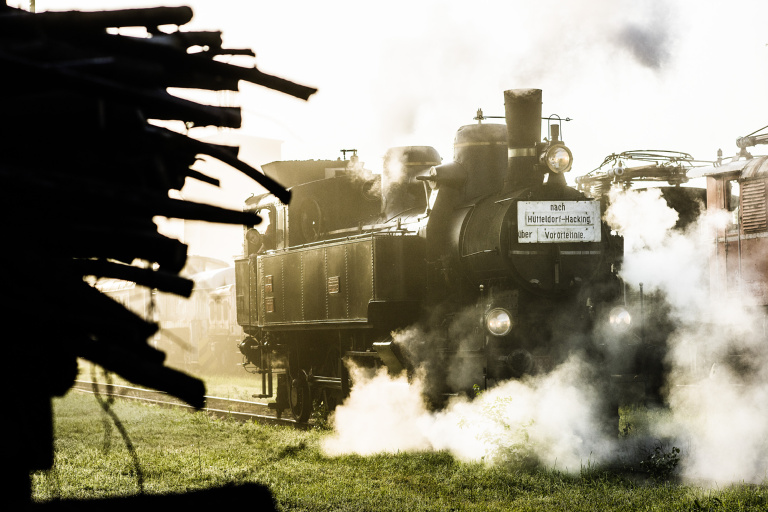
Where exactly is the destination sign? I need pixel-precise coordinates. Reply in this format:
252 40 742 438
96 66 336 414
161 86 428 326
517 201 601 243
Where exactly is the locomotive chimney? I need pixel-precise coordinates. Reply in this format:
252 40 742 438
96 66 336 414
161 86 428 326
503 89 543 192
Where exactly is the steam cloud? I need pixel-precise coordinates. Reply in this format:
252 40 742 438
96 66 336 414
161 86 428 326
607 187 768 484
323 303 620 471
615 23 671 70
322 357 615 471
322 186 768 486
614 6 673 72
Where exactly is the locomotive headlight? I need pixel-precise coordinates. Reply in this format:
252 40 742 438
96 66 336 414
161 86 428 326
608 306 632 332
543 144 573 173
485 308 513 337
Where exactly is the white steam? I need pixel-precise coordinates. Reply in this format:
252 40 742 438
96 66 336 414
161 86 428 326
606 187 768 484
323 356 616 471
321 367 434 456
604 187 710 318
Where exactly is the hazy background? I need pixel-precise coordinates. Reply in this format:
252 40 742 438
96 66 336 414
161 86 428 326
14 1 768 483
14 0 768 263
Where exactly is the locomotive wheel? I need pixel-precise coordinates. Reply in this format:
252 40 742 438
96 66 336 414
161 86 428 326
289 370 312 423
323 388 341 412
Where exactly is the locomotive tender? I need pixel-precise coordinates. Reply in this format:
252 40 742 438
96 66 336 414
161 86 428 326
237 89 630 422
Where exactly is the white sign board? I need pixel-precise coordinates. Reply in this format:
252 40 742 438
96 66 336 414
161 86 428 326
517 201 601 243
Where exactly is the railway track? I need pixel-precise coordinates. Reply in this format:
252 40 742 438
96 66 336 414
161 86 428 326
70 380 308 429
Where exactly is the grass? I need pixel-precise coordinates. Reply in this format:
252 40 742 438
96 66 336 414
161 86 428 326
31 392 768 511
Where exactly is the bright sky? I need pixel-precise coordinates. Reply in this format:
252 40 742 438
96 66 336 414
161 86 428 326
13 0 768 260
19 0 768 168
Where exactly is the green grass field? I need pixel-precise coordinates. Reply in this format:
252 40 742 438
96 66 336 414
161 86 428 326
30 391 767 511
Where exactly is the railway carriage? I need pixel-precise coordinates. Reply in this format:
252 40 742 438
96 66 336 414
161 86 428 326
96 256 242 373
687 131 768 378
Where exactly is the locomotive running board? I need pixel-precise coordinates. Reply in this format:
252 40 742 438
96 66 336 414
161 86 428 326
372 340 405 374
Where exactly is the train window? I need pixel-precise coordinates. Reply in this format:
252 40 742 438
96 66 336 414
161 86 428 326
254 208 272 235
727 179 740 229
742 181 768 233
246 207 276 254
298 199 322 243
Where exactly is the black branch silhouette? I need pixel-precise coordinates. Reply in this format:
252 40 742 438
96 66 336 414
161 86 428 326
2 3 315 507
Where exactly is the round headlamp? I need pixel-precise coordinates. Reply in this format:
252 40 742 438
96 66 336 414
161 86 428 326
608 306 632 332
543 144 573 173
485 308 512 337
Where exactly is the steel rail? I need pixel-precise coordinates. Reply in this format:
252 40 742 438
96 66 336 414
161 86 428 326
69 380 308 429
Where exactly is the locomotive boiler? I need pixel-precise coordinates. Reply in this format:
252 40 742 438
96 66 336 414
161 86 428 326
237 89 626 422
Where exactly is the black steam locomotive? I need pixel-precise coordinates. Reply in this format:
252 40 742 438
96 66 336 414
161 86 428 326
237 89 635 422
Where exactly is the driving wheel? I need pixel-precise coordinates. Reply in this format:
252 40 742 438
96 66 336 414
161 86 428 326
289 370 312 423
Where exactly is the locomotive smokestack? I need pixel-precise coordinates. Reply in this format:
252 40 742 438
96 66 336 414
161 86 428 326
503 89 543 192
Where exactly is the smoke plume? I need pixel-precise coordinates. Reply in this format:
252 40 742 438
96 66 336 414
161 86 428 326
614 18 672 70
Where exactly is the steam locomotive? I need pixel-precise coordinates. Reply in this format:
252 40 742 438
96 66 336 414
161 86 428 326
237 89 638 423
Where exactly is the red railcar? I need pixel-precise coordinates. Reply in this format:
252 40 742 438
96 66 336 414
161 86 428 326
699 153 768 308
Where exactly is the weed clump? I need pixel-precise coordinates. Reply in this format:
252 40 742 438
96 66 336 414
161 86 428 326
640 444 681 481
311 399 332 431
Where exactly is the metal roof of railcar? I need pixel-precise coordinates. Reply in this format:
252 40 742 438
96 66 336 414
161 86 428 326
740 155 768 179
689 155 768 179
209 283 235 298
190 266 235 290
